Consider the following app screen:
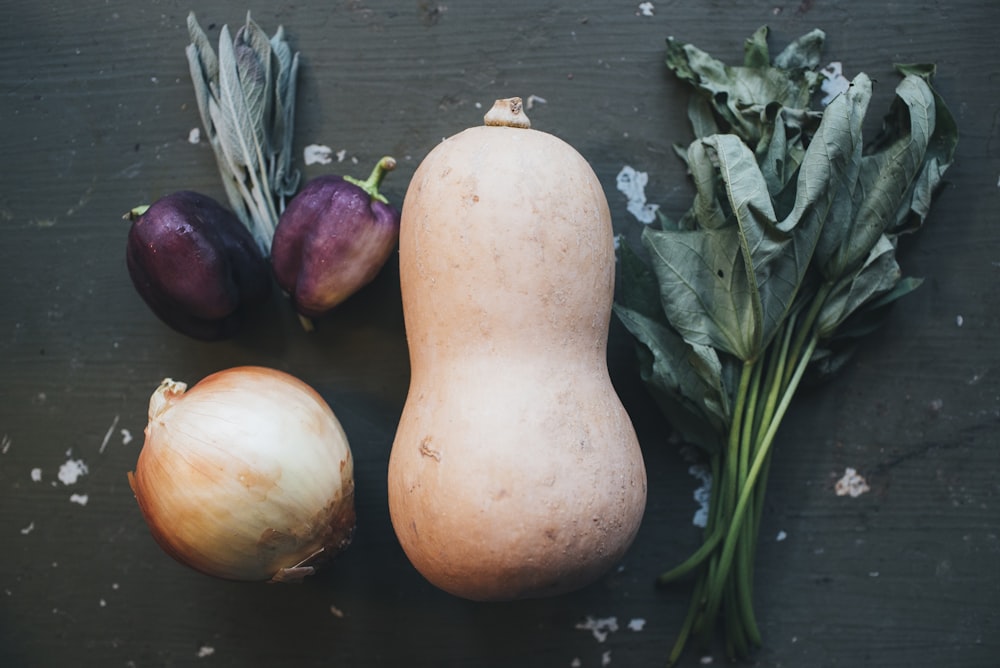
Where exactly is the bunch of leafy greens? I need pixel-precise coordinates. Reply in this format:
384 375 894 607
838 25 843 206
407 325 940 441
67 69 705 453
186 11 301 255
614 27 957 664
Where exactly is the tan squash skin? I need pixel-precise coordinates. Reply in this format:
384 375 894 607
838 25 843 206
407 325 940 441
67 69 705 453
388 99 647 601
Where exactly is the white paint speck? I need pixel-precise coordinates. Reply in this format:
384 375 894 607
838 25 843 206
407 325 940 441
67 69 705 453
627 618 646 632
58 458 88 485
869 571 880 577
570 659 582 668
820 62 850 106
688 465 712 528
616 166 660 224
1 434 11 454
30 468 42 482
835 467 870 497
188 128 201 144
20 522 35 535
526 94 547 110
330 605 345 618
700 656 714 665
69 493 89 506
304 144 334 166
637 2 655 17
100 415 120 454
576 616 619 643
601 650 612 666
99 598 107 607
121 429 133 445
197 646 215 658
336 149 348 163
776 530 788 542
956 315 964 327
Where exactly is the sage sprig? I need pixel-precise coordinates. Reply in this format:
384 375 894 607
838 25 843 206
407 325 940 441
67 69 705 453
614 27 957 664
186 11 301 255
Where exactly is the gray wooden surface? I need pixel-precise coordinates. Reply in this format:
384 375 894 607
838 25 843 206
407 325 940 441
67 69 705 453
2 1 998 666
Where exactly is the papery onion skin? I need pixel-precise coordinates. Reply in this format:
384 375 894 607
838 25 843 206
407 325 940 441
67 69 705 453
128 366 356 582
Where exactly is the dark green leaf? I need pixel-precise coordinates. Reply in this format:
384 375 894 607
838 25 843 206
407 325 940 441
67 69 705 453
742 26 770 69
817 235 901 337
185 13 219 142
614 304 729 453
810 74 873 279
665 28 824 151
887 65 959 235
772 28 825 71
849 75 934 251
643 220 754 360
216 24 262 173
616 239 665 321
233 14 274 158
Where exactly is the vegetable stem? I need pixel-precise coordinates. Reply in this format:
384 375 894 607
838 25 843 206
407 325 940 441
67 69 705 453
344 156 398 204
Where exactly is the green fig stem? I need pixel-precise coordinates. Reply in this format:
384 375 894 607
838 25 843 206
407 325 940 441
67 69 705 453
124 204 151 222
344 156 397 204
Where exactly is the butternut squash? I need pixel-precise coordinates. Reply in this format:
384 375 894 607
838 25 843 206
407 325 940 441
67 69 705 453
388 98 647 601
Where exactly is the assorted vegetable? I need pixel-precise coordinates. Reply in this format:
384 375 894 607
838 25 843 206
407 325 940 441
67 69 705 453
125 191 271 341
126 12 400 339
128 366 356 582
387 98 647 601
613 27 957 663
118 11 962 662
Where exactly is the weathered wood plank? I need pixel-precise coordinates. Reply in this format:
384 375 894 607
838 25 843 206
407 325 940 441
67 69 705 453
1 1 998 666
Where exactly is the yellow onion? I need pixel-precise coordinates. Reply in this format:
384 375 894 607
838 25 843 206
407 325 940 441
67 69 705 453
127 366 355 582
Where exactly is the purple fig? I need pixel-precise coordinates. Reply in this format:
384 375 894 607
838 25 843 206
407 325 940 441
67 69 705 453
125 191 272 341
270 156 400 320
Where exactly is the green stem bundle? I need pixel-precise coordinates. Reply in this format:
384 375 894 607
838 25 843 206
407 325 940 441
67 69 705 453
662 289 828 665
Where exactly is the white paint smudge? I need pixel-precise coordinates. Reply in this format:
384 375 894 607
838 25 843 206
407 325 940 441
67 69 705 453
627 618 646 632
58 459 88 485
1 434 11 454
776 530 788 542
637 2 655 17
525 94 547 110
197 646 215 658
700 656 715 665
575 616 618 643
835 467 870 497
956 315 964 327
601 650 612 666
689 465 712 528
121 429 133 445
188 128 201 144
69 494 89 506
31 468 42 482
100 415 120 454
820 62 850 106
570 659 582 668
20 522 35 535
330 605 345 618
616 165 660 224
304 144 334 166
